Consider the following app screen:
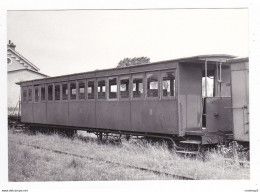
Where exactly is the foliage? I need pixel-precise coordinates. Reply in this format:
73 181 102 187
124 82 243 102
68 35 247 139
117 57 150 68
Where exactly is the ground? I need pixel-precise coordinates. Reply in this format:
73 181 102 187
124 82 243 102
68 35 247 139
8 129 250 181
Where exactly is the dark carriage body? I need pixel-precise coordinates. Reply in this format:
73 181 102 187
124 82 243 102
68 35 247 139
17 54 238 144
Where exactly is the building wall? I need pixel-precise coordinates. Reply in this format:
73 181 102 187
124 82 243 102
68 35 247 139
8 70 46 114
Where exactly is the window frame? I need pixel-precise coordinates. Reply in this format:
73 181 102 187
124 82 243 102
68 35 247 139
87 79 96 101
28 86 33 102
108 76 118 101
131 73 145 100
97 78 107 100
146 72 160 100
119 75 130 101
22 86 28 103
54 83 61 101
40 85 46 102
161 70 176 100
61 82 69 101
77 79 86 100
47 84 54 101
69 81 77 100
34 85 40 103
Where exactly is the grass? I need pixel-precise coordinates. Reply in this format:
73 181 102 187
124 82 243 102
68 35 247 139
8 129 250 181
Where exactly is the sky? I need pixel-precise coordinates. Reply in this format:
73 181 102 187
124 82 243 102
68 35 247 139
7 9 248 77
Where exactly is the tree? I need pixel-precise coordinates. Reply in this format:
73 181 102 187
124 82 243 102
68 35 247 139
117 57 150 68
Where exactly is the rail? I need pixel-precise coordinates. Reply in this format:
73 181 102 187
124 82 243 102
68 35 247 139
9 140 195 180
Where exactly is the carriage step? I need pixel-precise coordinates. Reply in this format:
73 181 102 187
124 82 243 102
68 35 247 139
179 140 202 145
176 150 199 155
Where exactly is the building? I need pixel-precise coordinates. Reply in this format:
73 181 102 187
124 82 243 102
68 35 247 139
7 40 48 115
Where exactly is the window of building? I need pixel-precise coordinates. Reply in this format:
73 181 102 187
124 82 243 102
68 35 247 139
78 81 85 99
22 88 27 102
162 71 175 97
28 88 32 101
98 80 106 99
147 73 158 98
48 84 53 101
132 74 144 98
34 86 39 102
120 77 129 99
55 84 60 100
62 83 68 100
109 77 117 99
70 82 77 100
88 81 95 100
41 86 46 101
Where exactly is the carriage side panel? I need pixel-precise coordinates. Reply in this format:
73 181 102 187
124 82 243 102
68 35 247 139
131 100 178 134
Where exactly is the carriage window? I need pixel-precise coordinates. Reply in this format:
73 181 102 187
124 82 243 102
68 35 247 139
34 86 39 102
55 84 60 100
120 77 129 98
28 88 32 101
48 84 53 101
147 73 158 97
41 86 46 101
109 77 117 99
88 81 95 99
202 76 214 97
162 71 175 97
70 82 77 100
22 88 27 102
132 75 143 98
62 83 68 100
98 80 106 99
78 81 85 99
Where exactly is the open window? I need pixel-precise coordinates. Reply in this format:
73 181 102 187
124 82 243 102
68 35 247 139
78 81 85 100
34 86 39 102
55 84 61 100
62 83 68 100
41 86 46 101
120 77 129 99
162 71 175 98
70 82 77 100
132 74 144 98
109 77 118 99
22 87 27 102
87 80 95 100
147 73 158 98
202 75 214 97
98 80 106 99
47 84 53 101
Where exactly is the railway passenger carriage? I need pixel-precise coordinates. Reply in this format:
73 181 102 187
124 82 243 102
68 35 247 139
17 54 248 145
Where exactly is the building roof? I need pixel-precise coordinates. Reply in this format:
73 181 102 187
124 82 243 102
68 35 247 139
8 68 48 77
7 48 40 72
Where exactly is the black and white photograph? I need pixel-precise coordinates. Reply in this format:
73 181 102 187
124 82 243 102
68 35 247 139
1 1 260 192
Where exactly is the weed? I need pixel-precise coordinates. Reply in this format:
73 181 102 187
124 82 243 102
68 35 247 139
8 130 250 181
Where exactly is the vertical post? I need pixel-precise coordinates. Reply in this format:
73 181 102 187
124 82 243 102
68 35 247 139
216 62 219 96
204 59 208 97
18 92 21 121
219 62 222 82
219 62 222 97
98 132 103 142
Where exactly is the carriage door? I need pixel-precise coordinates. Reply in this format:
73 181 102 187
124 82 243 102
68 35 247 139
231 62 249 142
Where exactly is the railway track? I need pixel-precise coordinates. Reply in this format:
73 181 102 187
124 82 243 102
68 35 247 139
9 140 195 180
